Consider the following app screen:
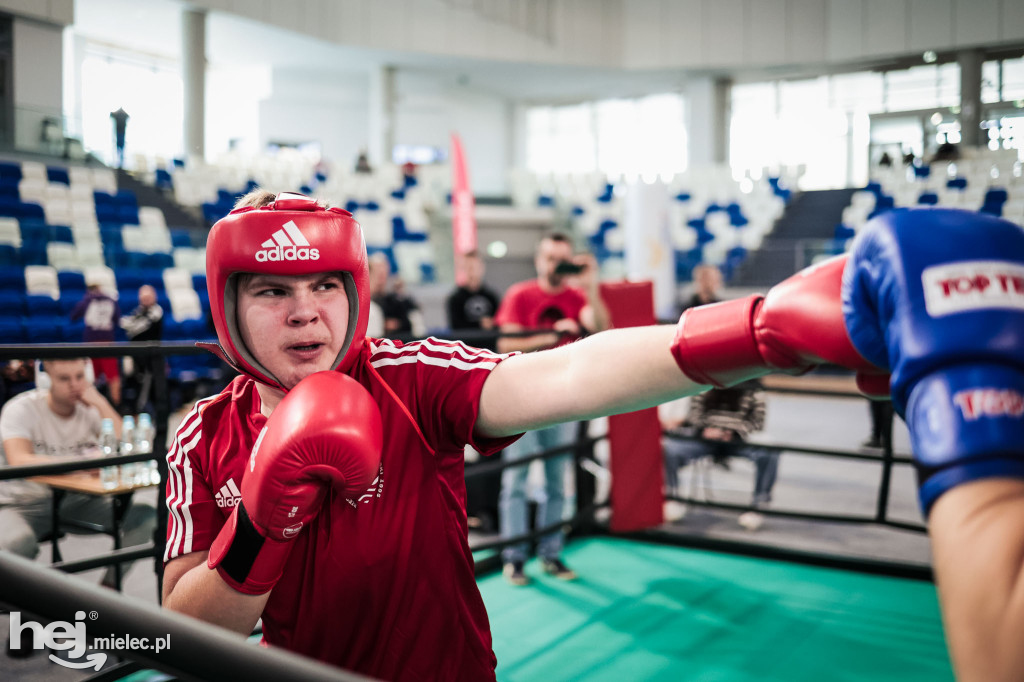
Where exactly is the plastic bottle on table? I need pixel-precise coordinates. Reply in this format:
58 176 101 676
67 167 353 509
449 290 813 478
135 413 158 484
120 415 136 485
98 418 119 489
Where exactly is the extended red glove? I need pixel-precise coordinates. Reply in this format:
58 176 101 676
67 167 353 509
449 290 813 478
671 255 889 397
207 371 383 594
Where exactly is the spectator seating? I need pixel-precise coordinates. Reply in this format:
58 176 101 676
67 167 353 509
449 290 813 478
146 149 445 286
838 148 1023 252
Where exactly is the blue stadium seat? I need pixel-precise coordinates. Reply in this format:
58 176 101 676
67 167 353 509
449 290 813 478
19 219 47 241
170 229 192 248
61 320 86 342
946 177 968 190
20 202 44 221
117 205 140 225
57 270 86 293
118 289 140 312
102 244 124 268
96 203 120 224
191 274 207 291
49 225 74 243
0 180 18 200
0 266 25 290
58 293 80 315
182 318 214 341
143 252 173 269
47 166 71 185
20 245 48 266
0 316 25 343
918 192 939 205
0 198 20 218
196 288 210 313
162 318 187 340
99 224 124 247
117 268 164 291
154 168 173 190
117 251 148 269
0 244 19 266
202 200 233 225
115 190 137 208
0 291 25 316
25 294 61 317
0 162 22 182
24 316 65 343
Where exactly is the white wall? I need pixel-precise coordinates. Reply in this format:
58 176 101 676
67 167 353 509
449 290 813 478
12 18 64 151
394 71 512 195
258 68 370 169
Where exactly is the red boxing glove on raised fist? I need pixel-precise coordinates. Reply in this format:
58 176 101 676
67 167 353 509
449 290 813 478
671 255 889 396
208 371 383 594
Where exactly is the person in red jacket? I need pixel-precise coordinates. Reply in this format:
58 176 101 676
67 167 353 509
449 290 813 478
162 189 890 681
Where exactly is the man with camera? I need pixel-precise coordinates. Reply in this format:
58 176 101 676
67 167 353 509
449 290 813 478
494 231 610 585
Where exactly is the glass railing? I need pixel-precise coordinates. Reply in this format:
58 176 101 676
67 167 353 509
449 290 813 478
7 105 88 160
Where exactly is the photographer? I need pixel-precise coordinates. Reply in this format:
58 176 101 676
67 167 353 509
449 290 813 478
494 232 609 584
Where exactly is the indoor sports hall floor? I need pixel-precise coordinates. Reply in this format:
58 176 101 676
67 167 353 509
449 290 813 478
1 389 945 681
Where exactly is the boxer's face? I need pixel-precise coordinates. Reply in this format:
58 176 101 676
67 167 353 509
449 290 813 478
236 272 349 391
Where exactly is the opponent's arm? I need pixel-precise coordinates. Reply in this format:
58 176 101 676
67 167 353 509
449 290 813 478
928 481 1024 681
842 208 1024 681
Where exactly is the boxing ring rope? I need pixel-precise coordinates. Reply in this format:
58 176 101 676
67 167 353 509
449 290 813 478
0 551 369 682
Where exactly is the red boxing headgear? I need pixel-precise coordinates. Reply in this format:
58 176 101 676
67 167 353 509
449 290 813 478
205 192 369 389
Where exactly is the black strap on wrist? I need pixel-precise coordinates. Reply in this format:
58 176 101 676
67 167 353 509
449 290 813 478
219 501 265 584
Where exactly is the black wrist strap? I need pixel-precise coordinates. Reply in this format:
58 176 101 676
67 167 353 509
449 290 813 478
219 501 265 584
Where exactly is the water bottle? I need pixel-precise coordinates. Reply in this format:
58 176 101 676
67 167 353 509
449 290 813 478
135 413 159 485
98 418 119 489
120 415 136 485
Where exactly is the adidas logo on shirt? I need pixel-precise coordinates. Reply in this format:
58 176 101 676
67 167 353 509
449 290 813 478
255 220 320 262
215 478 242 508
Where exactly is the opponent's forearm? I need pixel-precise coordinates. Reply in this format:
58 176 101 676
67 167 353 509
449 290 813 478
928 479 1024 681
163 563 268 635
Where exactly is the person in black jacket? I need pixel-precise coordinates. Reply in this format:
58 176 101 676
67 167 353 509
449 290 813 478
120 285 164 412
446 250 501 350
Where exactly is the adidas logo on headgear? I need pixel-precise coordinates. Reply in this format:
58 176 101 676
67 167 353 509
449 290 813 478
255 220 321 262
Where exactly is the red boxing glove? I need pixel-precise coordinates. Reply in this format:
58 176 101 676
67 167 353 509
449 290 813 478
671 255 889 396
207 371 383 594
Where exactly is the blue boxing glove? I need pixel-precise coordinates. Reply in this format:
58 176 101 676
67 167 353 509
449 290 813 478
842 207 1024 515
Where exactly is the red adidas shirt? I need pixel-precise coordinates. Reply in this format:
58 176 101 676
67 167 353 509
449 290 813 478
165 338 520 681
494 280 588 346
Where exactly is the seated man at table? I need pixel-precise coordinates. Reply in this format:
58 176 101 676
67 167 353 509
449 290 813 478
0 358 156 587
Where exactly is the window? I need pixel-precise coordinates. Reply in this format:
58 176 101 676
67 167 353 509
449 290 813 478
79 48 184 167
525 94 687 179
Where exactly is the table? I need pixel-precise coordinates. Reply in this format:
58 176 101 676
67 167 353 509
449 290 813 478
31 470 158 590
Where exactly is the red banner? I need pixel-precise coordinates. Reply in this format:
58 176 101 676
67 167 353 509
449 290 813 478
599 281 665 532
450 133 477 286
